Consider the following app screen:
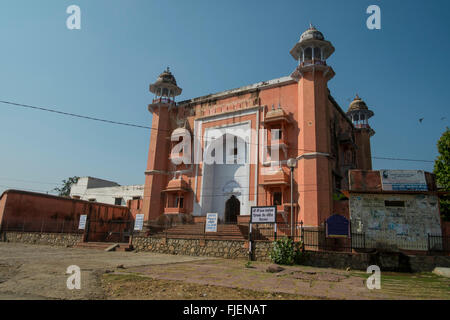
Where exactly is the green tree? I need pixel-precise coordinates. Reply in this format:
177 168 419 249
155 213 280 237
54 176 79 197
434 127 450 220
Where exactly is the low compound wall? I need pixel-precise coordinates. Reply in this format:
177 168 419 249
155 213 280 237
0 231 83 247
132 236 450 272
298 250 450 273
132 236 273 261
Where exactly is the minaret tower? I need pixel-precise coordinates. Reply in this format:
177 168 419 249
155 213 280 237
346 95 375 170
142 68 182 222
290 25 335 227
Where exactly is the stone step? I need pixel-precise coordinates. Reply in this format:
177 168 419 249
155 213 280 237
74 242 133 251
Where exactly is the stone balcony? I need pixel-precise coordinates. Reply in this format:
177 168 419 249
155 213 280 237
260 168 290 186
163 179 190 193
163 207 187 215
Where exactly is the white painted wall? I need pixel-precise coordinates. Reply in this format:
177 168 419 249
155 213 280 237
70 177 144 206
199 122 252 220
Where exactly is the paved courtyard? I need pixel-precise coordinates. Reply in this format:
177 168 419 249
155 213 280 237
0 242 448 300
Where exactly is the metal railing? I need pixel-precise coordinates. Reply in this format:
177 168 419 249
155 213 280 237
428 234 450 253
2 217 449 254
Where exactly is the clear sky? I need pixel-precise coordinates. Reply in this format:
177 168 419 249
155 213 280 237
0 0 449 194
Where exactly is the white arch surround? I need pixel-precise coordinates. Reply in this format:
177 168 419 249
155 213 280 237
196 121 253 220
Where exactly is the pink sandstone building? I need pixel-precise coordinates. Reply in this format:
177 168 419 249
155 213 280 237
142 25 375 229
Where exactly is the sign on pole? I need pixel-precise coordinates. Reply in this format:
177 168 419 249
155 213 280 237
134 214 144 231
78 215 87 230
205 213 218 232
250 206 276 224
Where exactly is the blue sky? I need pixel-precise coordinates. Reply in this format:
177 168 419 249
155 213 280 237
0 0 449 194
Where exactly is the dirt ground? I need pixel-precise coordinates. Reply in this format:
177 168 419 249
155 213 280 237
0 242 448 300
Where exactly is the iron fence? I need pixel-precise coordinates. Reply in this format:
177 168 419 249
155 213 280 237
428 234 450 253
85 219 134 243
2 216 449 254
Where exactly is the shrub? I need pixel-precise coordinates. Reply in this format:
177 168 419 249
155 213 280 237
269 237 303 265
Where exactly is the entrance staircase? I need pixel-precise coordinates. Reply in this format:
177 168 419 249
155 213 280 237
74 242 134 252
153 223 249 241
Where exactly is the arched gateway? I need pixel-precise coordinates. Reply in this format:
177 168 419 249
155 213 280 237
225 195 240 223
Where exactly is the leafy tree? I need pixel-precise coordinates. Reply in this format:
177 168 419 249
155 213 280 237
54 176 79 197
434 127 450 220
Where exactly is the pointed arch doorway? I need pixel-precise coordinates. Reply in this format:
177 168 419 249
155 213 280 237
225 195 240 223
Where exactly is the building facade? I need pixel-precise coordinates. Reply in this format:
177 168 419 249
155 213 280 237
142 26 375 228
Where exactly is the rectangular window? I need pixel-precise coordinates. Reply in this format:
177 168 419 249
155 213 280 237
271 128 282 140
115 197 124 206
384 200 405 207
88 198 96 202
175 196 184 208
273 192 282 206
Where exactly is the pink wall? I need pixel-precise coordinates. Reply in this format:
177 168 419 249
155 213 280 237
0 190 131 237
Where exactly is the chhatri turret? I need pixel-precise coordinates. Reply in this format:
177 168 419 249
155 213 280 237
143 67 183 222
149 67 182 105
346 94 375 133
290 24 335 80
347 95 375 170
289 24 336 227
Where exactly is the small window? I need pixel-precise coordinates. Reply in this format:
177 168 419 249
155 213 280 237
314 47 321 60
175 196 184 208
273 192 282 206
304 47 312 60
115 197 124 206
271 128 282 140
385 200 405 207
88 198 96 202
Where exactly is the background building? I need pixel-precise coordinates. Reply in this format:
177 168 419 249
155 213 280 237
70 177 143 206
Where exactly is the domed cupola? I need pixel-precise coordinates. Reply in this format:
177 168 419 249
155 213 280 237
149 67 182 104
290 24 335 67
346 95 375 133
299 25 325 42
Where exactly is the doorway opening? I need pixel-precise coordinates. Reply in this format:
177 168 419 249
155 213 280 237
225 195 240 223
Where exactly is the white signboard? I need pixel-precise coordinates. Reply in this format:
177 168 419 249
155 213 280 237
250 206 276 224
134 214 145 231
380 170 428 191
78 215 87 230
205 213 218 232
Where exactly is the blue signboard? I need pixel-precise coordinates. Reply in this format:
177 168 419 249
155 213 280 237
326 214 350 238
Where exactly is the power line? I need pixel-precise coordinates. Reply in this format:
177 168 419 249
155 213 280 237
372 156 434 163
0 100 152 130
1 99 436 163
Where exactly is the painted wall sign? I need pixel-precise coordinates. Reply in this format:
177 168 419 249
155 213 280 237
380 170 428 191
326 214 350 238
250 206 276 224
205 213 218 232
134 214 145 231
78 215 87 230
